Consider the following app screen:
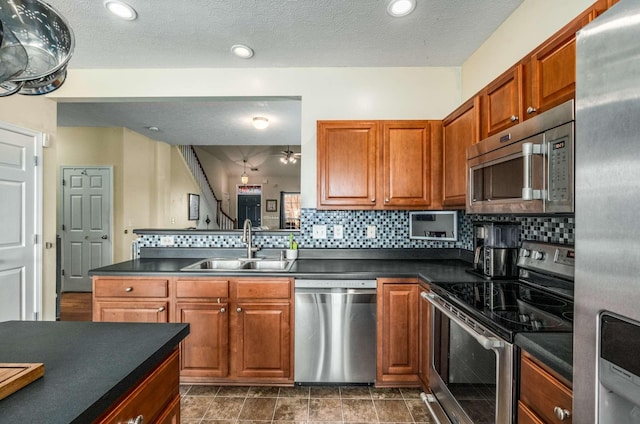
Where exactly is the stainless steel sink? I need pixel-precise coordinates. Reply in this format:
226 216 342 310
181 257 295 272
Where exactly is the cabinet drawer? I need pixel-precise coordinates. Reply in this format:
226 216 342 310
520 355 572 424
94 278 169 298
235 279 291 300
175 279 229 298
96 348 180 424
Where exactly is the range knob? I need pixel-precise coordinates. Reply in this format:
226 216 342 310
531 250 545 260
520 249 531 258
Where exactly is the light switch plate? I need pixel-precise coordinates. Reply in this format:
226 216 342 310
333 225 344 239
367 225 376 239
159 236 175 246
313 224 327 239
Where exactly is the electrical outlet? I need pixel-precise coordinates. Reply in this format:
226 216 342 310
313 224 327 239
333 225 344 239
367 225 376 239
159 236 175 246
171 217 176 224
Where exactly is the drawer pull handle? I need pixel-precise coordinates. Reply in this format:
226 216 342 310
127 415 143 424
157 307 165 312
554 406 571 420
125 287 133 292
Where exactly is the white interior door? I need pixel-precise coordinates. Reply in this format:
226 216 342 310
61 167 112 292
0 125 40 321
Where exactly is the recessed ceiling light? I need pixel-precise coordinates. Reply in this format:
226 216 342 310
387 0 416 17
252 116 269 130
146 126 160 132
231 44 254 59
104 0 137 20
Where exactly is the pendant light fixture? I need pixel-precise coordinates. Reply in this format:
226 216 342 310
241 160 249 184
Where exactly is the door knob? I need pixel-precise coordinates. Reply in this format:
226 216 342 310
101 235 108 239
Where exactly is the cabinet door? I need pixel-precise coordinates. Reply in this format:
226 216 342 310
418 287 431 388
525 16 587 117
381 121 432 208
519 354 573 424
484 64 523 136
442 97 481 207
176 302 229 378
317 121 378 208
233 302 291 380
94 301 168 323
377 280 419 386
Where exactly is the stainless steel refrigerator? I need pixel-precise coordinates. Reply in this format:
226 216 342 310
575 0 640 422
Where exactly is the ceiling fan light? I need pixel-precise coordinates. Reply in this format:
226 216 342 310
231 44 254 59
387 0 416 17
104 0 138 20
252 116 269 129
280 156 288 164
289 156 297 164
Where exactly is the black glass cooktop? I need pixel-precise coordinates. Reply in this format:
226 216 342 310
429 280 573 340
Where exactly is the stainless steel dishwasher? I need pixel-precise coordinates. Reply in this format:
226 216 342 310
294 279 377 384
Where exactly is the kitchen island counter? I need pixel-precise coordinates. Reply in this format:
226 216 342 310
0 321 189 423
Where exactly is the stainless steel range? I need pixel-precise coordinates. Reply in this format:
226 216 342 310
421 241 575 424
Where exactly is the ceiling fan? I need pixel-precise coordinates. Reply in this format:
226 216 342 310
279 146 301 164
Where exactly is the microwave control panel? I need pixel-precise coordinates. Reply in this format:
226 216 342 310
548 135 571 202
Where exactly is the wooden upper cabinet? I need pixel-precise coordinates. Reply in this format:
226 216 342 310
442 97 481 207
381 121 433 208
483 64 523 136
317 121 378 208
524 15 587 118
317 120 440 210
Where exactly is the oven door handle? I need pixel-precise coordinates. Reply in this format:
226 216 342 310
522 142 546 201
422 291 505 351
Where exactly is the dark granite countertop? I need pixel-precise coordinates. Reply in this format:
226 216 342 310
88 252 572 386
515 332 573 383
0 321 189 424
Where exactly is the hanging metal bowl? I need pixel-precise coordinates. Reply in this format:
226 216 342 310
0 0 74 96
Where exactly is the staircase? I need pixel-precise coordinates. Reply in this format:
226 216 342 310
178 145 236 230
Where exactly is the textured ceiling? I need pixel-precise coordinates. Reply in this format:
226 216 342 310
51 0 524 178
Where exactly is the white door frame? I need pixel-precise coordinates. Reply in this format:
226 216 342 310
0 121 43 320
58 166 114 292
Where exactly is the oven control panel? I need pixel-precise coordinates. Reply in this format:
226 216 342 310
518 241 574 279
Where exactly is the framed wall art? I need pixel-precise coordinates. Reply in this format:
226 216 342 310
188 193 200 220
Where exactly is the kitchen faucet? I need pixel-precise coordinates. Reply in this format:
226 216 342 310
241 219 260 258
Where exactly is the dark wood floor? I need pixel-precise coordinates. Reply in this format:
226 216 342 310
59 292 92 321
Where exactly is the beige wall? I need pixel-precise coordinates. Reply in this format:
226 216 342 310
57 127 203 262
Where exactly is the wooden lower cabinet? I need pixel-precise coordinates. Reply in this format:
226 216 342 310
518 352 573 424
96 348 180 424
93 277 170 323
93 275 294 385
376 278 420 386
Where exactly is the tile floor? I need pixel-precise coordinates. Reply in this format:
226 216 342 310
179 385 435 424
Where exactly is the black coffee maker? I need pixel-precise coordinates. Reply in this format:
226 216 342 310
472 223 519 278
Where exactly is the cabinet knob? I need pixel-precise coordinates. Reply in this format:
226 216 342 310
527 106 537 114
127 415 143 424
236 307 242 313
125 287 133 292
157 306 165 312
554 406 571 421
371 198 376 203
510 115 519 122
220 307 226 313
385 198 390 203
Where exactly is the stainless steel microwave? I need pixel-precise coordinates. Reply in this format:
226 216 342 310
466 100 574 214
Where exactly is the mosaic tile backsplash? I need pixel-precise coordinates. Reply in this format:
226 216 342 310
136 209 574 251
